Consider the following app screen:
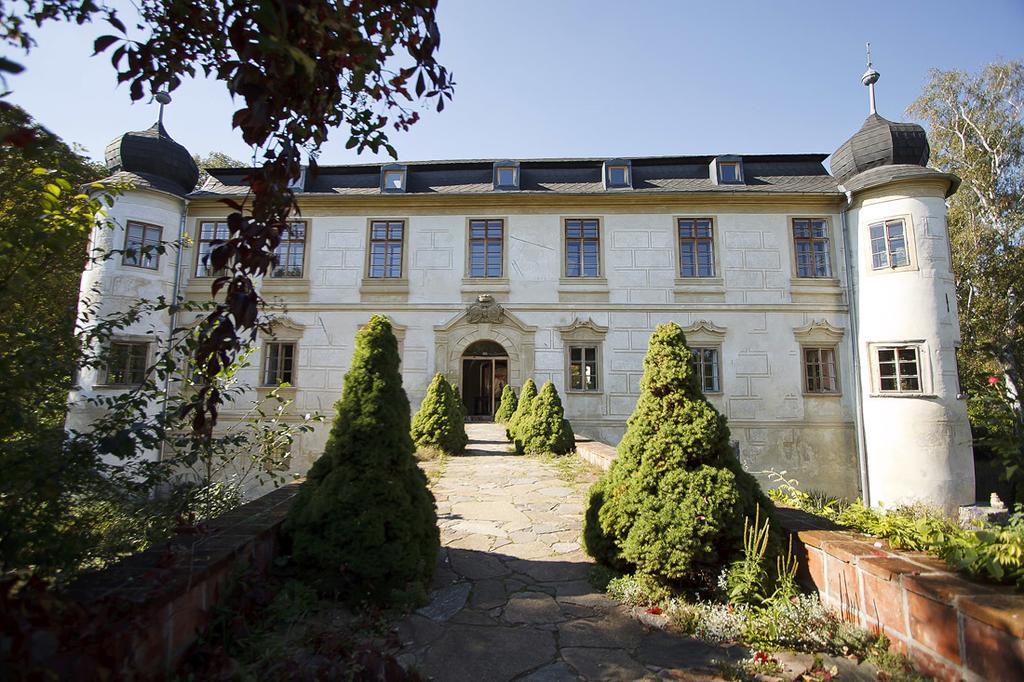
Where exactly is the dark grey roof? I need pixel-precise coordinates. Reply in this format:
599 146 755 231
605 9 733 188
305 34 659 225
839 164 960 198
192 154 840 198
830 114 930 185
96 169 194 197
104 121 199 197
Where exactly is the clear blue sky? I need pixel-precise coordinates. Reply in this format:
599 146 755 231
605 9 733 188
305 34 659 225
7 0 1023 170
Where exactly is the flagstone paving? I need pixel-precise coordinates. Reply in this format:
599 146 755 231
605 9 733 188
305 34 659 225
396 423 746 681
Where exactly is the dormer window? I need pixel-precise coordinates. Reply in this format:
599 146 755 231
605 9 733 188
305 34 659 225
381 164 407 193
493 161 520 190
712 156 744 185
603 159 632 189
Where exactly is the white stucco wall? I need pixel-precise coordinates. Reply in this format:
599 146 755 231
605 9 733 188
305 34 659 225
847 182 975 512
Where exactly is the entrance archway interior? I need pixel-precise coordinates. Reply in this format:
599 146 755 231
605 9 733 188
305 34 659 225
461 340 508 421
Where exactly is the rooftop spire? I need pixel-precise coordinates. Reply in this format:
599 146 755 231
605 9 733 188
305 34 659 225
862 42 880 115
153 90 172 128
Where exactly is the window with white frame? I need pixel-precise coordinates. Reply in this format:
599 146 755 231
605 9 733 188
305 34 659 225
568 346 599 391
271 221 306 278
876 345 921 393
869 218 910 270
793 218 832 278
494 165 517 189
718 161 741 183
678 218 715 277
691 347 721 393
123 221 162 269
105 341 149 385
803 347 838 393
195 221 230 277
263 342 296 386
382 167 406 192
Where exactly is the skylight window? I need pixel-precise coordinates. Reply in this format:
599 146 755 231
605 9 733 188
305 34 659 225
380 164 407 193
603 159 632 189
493 161 520 190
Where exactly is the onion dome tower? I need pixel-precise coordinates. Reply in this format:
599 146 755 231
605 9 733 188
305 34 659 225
67 93 198 464
102 102 199 196
835 47 974 513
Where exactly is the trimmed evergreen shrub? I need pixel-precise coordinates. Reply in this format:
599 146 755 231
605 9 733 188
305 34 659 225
583 322 774 587
515 381 575 455
285 316 439 606
494 385 518 424
412 373 467 454
444 376 468 451
505 378 537 442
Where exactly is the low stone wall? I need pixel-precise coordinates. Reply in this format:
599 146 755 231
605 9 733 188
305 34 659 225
777 506 1024 682
60 481 302 678
574 435 617 470
574 437 1024 681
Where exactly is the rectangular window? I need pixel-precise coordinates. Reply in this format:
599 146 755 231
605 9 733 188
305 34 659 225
869 219 910 270
105 341 148 385
607 165 629 187
803 347 838 393
123 221 161 269
678 218 715 277
368 220 405 278
793 218 832 278
565 218 600 277
719 162 740 183
383 169 405 191
468 219 504 278
263 342 296 386
272 222 306 278
876 345 921 393
495 166 517 187
196 221 230 277
569 346 599 391
690 347 721 393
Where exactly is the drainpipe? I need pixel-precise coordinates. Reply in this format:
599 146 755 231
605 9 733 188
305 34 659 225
840 187 871 506
160 198 189 449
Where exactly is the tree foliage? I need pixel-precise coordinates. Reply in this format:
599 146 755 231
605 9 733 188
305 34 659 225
908 61 1024 498
192 150 246 188
514 381 574 455
411 373 467 454
583 323 774 587
1 0 454 441
506 378 536 443
286 316 438 606
494 384 518 424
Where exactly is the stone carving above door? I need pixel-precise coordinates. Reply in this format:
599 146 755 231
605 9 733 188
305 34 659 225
465 294 505 324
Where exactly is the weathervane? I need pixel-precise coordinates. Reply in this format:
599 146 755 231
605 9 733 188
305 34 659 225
862 42 880 115
153 90 172 127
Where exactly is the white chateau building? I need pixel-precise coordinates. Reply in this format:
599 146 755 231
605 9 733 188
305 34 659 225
68 68 976 512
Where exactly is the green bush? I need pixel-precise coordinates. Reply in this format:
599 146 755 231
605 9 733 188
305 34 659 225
412 373 467 454
514 381 575 455
506 378 537 442
445 376 468 440
285 316 438 606
583 322 774 586
494 385 518 423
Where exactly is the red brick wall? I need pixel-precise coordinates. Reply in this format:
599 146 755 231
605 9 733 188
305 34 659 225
59 482 302 678
778 507 1024 682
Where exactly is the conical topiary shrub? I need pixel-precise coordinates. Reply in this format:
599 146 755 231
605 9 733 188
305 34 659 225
285 316 439 605
515 381 575 455
582 322 774 587
506 378 537 442
494 385 518 423
412 373 467 454
444 376 468 451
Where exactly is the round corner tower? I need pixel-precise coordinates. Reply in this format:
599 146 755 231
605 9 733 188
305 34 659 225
66 116 199 454
832 61 975 514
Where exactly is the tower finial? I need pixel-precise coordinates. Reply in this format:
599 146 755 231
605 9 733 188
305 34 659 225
153 91 172 128
861 42 880 115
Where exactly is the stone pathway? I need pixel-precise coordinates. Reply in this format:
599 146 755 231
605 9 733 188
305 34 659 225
396 423 746 681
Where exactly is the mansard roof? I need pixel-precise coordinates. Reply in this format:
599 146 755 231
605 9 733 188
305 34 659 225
192 153 839 197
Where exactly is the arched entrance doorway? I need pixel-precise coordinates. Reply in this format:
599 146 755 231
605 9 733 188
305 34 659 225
461 340 508 421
